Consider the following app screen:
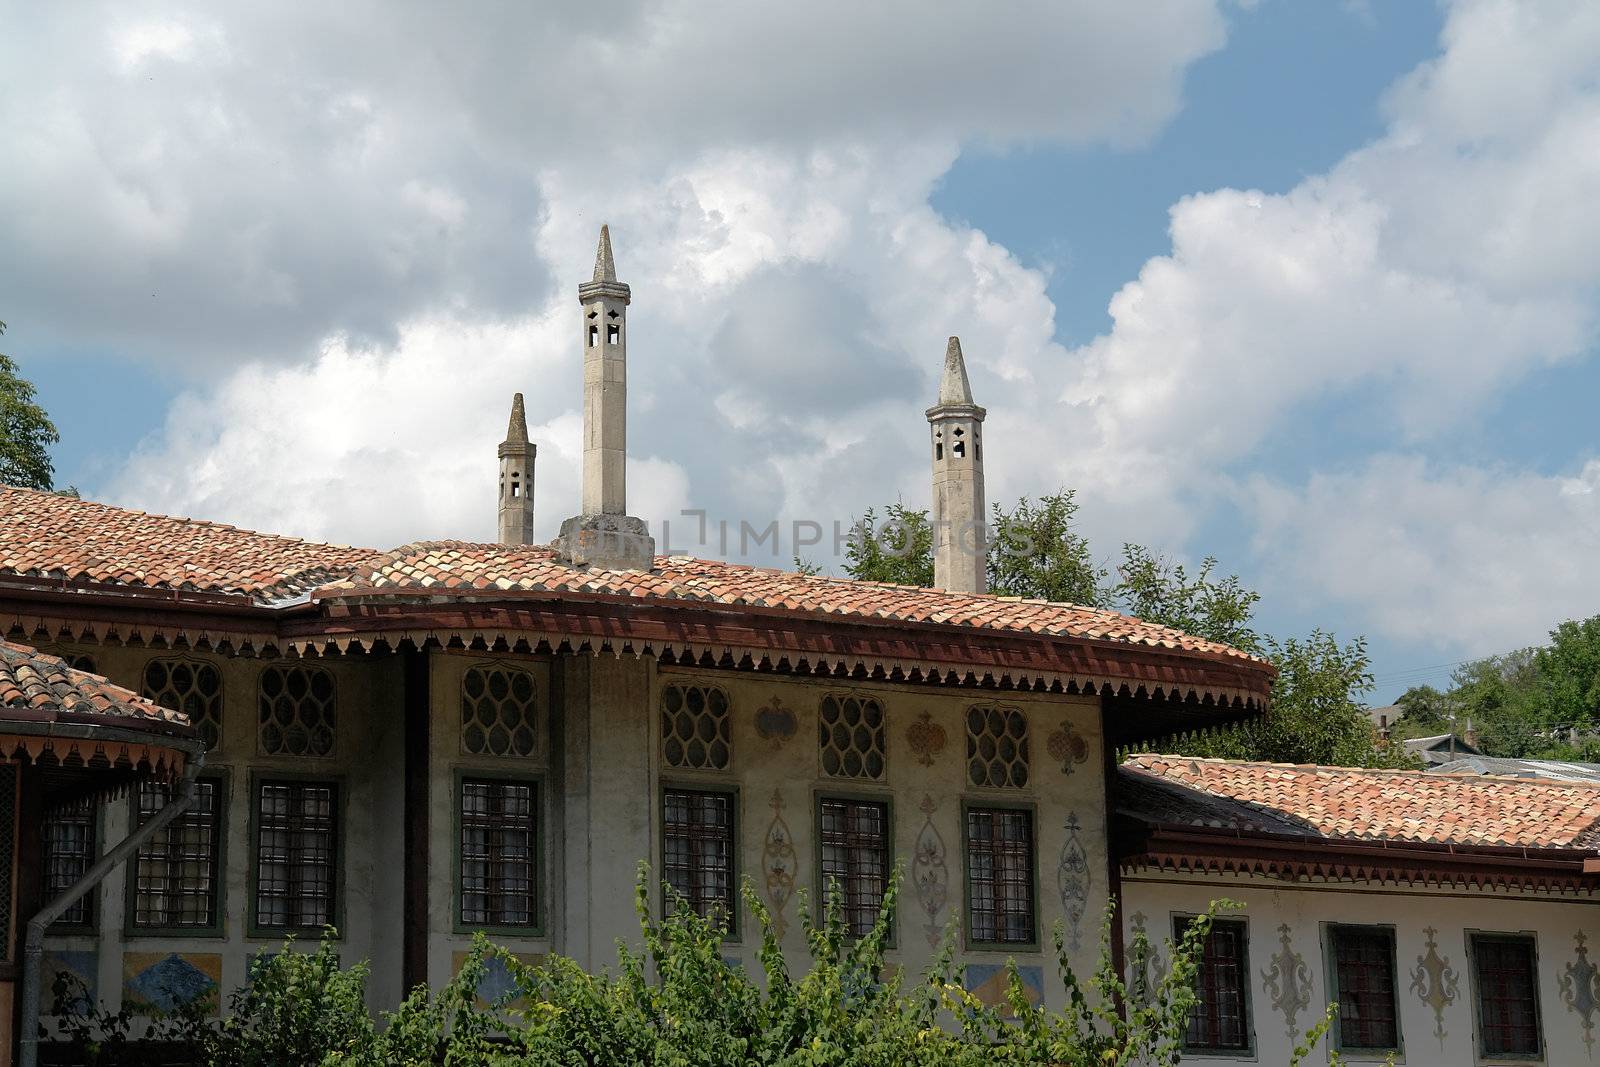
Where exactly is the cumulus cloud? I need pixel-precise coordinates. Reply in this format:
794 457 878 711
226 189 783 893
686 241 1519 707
1249 456 1600 655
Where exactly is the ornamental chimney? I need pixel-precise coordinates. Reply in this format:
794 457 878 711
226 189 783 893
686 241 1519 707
927 336 987 594
498 393 536 545
555 225 657 569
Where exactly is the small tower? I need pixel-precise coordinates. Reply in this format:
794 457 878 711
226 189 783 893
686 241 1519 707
927 336 987 594
498 393 536 545
555 225 657 569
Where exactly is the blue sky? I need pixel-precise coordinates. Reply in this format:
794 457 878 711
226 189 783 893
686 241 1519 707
7 1 1600 704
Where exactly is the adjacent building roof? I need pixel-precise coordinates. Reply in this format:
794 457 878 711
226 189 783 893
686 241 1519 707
1402 732 1483 765
0 486 382 604
1120 754 1600 850
1431 756 1600 784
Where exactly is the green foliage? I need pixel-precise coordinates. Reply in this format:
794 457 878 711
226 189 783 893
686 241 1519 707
1109 545 1260 656
843 503 935 587
987 491 1106 607
1391 615 1600 760
0 321 60 491
43 868 1357 1066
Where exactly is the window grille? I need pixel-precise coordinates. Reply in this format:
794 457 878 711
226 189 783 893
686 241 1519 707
1178 917 1250 1050
1472 934 1541 1057
661 684 731 770
143 658 224 751
966 706 1029 788
44 796 96 928
1330 927 1399 1050
818 695 886 780
819 797 889 937
259 664 336 757
132 778 223 929
662 788 734 921
459 779 538 928
461 666 538 757
965 807 1034 944
254 780 337 930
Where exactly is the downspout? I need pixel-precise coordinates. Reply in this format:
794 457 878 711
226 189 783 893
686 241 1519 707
18 751 205 1067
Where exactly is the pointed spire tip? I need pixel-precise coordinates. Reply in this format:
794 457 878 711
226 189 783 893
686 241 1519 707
938 335 975 405
594 224 617 282
504 392 530 445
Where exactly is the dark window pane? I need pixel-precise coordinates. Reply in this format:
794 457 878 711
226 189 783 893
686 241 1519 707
1474 935 1541 1056
459 779 538 928
1331 928 1398 1050
819 798 889 937
1178 918 1249 1050
44 797 96 928
254 781 337 930
965 807 1034 944
133 778 222 929
662 789 734 922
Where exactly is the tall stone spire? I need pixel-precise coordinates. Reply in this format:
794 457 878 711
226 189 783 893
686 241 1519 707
927 336 987 594
555 224 656 569
498 392 536 545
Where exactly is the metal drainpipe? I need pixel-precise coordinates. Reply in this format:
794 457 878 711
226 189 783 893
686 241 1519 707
18 751 205 1067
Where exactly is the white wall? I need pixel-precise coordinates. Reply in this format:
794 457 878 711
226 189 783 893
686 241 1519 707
1124 870 1600 1065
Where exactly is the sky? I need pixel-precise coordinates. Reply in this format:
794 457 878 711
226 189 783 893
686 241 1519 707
4 1 1599 704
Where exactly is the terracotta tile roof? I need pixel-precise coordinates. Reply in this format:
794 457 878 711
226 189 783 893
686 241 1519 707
318 541 1266 664
1120 754 1600 850
0 486 383 604
0 639 190 732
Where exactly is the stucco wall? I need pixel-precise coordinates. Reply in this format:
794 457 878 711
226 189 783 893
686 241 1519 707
1124 870 1600 1065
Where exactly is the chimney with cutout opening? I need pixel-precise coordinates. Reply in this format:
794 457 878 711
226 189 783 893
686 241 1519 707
498 392 536 545
927 336 987 594
555 224 657 569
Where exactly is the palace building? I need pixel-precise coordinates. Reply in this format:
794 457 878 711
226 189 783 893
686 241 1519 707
0 228 1594 1064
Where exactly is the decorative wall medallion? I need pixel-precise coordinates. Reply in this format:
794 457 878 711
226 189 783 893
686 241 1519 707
1261 923 1312 1040
1409 926 1460 1046
1562 931 1600 1054
755 697 797 750
907 711 946 767
1127 913 1162 1007
40 949 96 1015
1056 814 1090 951
761 789 798 938
452 950 544 1009
1046 721 1090 774
912 794 949 947
123 952 222 1015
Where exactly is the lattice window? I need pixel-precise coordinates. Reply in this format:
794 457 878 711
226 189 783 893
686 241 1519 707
259 664 336 757
661 684 731 770
965 806 1034 944
662 788 734 921
461 665 538 757
143 658 224 751
44 796 97 928
459 778 538 928
818 695 886 779
132 778 223 930
819 797 889 937
254 780 337 930
1472 934 1542 1057
1178 917 1250 1051
1329 927 1398 1050
966 706 1029 788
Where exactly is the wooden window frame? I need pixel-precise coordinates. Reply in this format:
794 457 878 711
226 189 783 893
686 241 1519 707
660 783 740 942
1174 914 1254 1056
43 796 100 932
248 774 343 938
960 799 1039 951
1468 930 1545 1062
813 790 894 943
1322 923 1404 1057
453 771 544 937
124 772 229 938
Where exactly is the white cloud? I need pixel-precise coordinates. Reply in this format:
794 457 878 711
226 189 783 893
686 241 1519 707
1249 455 1600 655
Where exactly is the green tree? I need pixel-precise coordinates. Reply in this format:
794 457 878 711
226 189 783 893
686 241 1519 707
1110 544 1261 655
988 490 1106 606
1535 616 1600 729
0 321 59 491
842 503 934 587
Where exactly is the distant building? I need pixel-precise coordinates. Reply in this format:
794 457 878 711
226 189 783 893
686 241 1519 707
1364 702 1400 733
1432 756 1600 783
1402 732 1483 766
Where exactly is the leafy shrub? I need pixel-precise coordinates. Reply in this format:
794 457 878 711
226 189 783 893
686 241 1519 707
49 865 1351 1065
